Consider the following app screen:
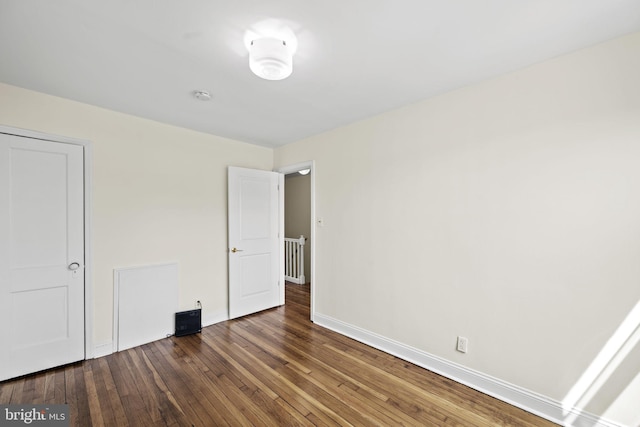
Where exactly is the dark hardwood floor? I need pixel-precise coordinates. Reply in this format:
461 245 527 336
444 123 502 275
1 283 557 426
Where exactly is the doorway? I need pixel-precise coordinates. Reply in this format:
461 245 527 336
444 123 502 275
278 161 315 321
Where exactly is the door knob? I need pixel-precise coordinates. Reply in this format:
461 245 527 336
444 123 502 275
68 262 80 271
230 248 244 253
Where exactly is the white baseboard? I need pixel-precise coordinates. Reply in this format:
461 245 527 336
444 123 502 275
91 309 227 360
93 342 114 359
313 313 623 427
203 309 229 328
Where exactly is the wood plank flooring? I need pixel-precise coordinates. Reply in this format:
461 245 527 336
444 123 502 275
1 283 557 426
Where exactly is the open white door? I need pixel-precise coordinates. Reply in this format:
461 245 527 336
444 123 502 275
228 166 283 319
0 133 85 381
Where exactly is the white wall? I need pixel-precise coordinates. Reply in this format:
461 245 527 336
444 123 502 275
275 32 640 424
0 82 273 351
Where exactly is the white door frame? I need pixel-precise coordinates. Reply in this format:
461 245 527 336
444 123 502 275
277 161 316 322
0 125 94 359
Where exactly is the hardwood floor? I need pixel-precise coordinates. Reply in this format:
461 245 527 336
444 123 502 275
1 284 557 426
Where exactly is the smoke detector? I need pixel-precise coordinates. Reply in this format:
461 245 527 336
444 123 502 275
193 90 212 101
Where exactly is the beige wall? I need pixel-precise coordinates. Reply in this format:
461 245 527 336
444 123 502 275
284 173 311 281
0 82 273 349
275 32 640 421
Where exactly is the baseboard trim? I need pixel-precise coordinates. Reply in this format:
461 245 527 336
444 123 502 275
93 342 113 359
203 310 228 328
313 313 622 427
91 310 227 360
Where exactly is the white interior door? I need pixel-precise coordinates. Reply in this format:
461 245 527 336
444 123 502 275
228 166 283 319
0 133 85 381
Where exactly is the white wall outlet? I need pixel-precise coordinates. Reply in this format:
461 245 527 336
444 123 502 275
457 336 468 353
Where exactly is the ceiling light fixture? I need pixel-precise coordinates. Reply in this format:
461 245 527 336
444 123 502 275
298 169 310 175
249 38 293 80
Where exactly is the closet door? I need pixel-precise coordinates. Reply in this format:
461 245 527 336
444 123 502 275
0 133 85 381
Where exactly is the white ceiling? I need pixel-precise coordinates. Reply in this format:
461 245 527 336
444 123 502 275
1 1 640 148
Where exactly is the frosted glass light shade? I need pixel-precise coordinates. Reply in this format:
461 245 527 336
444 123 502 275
249 38 293 80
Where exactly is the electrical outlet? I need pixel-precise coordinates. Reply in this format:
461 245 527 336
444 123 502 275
457 336 468 353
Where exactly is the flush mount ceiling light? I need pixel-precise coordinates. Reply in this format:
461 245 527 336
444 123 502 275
249 37 293 80
298 169 310 175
